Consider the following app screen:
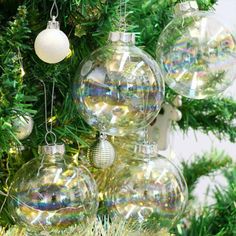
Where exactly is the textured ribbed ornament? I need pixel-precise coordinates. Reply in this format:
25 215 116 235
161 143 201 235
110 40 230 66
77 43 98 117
89 133 116 169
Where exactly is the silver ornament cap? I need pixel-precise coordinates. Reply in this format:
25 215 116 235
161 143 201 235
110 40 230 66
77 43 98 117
109 32 136 44
174 1 199 16
38 143 65 156
134 142 159 156
47 16 60 29
89 134 116 169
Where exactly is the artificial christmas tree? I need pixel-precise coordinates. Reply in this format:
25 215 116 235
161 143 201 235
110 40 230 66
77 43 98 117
0 0 236 235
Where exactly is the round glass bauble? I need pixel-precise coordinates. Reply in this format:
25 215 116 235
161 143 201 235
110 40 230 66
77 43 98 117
8 144 98 231
105 144 188 230
157 1 236 99
74 32 164 136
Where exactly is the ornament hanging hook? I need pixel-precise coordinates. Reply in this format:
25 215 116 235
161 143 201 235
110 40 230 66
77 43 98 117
50 0 59 20
44 131 57 145
100 132 107 141
40 79 57 145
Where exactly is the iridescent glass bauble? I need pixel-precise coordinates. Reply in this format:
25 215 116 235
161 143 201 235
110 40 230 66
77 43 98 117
157 1 236 99
8 144 98 231
106 143 188 230
74 32 164 136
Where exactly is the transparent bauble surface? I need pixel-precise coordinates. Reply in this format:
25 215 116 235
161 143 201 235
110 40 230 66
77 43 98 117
157 2 236 99
8 145 98 231
105 144 188 230
74 32 164 136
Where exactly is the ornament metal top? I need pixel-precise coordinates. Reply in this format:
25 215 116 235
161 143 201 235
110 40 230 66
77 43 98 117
34 4 70 64
74 31 165 136
157 0 236 99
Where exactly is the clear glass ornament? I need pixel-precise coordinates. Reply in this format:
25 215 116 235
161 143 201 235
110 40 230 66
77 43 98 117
8 144 98 231
74 32 164 136
157 1 236 99
105 142 188 231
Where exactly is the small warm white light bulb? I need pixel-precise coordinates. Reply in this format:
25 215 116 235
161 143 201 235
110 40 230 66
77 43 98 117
20 67 25 77
34 18 70 64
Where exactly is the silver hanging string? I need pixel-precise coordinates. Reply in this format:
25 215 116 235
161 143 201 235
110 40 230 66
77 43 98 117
50 0 59 20
17 47 23 68
0 156 11 214
40 79 57 145
119 0 127 32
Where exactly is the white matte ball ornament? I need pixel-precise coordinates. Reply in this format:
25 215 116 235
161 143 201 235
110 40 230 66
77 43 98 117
34 19 70 64
13 115 34 140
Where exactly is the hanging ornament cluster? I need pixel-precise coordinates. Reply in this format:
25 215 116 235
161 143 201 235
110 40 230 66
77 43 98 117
8 143 98 230
8 80 98 231
34 0 70 64
12 115 34 140
157 0 236 99
73 31 165 136
105 142 188 230
71 0 189 232
89 133 116 169
11 0 235 232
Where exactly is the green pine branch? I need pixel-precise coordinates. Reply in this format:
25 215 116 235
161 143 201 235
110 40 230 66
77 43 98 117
181 150 232 196
179 97 236 142
176 167 236 236
0 6 36 155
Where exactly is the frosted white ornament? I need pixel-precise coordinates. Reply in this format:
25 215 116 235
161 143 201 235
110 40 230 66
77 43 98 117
13 115 34 140
34 17 70 64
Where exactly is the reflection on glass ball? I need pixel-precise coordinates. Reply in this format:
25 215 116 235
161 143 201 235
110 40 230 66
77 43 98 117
8 144 98 231
157 2 236 99
74 32 164 136
106 145 188 230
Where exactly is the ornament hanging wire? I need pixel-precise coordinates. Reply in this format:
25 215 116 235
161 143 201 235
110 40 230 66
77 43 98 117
119 0 127 32
40 79 57 145
0 156 11 214
50 0 59 20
